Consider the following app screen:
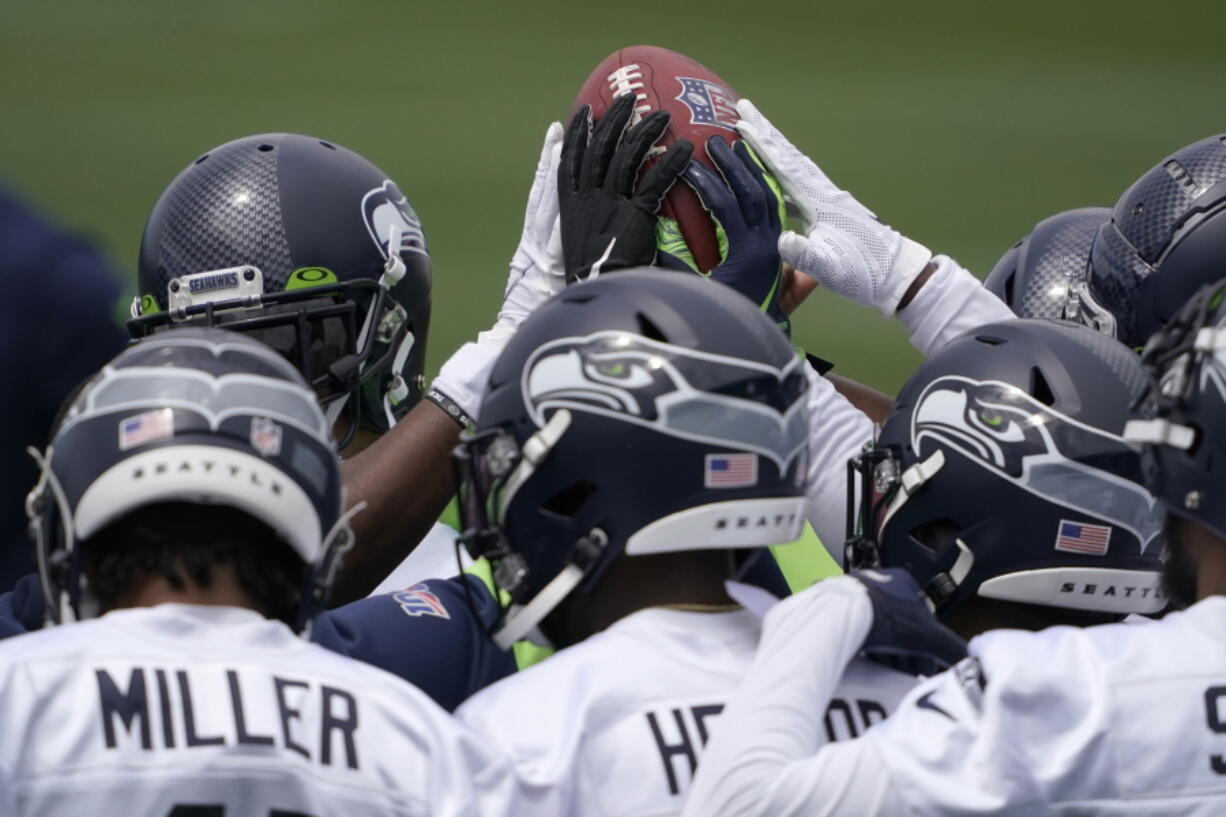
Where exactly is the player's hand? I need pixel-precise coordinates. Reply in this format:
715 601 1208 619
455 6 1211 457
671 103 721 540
735 99 933 317
850 567 967 676
500 120 566 329
558 93 694 284
671 135 791 335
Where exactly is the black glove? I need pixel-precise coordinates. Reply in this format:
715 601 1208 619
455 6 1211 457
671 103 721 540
661 136 790 335
558 93 694 284
849 567 968 677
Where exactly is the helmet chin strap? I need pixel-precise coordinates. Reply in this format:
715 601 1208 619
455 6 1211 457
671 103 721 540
878 449 946 535
498 409 573 524
924 538 975 613
25 445 79 625
492 563 585 650
298 499 365 638
381 331 416 429
492 528 609 650
323 396 350 440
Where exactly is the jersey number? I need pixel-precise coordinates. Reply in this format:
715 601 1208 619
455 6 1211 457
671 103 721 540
1204 685 1226 774
167 807 315 816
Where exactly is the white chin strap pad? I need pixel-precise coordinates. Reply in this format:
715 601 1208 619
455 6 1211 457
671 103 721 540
625 497 806 556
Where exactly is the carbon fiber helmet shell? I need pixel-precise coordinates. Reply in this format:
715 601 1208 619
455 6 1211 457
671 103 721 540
853 319 1165 617
26 327 345 629
1089 134 1226 348
454 270 809 647
985 207 1109 322
132 133 432 437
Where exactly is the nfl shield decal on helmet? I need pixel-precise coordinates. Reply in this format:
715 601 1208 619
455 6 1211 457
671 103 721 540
249 417 283 457
674 77 738 131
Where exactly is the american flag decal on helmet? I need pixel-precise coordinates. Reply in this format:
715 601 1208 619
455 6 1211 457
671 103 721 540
118 409 174 451
1054 520 1112 555
705 453 758 488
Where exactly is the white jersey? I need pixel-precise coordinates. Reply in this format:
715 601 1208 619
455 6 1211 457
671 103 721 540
685 580 1226 817
456 605 917 816
370 521 471 596
0 604 513 817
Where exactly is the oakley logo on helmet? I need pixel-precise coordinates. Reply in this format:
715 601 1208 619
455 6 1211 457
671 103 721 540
911 375 1162 551
362 180 427 261
521 331 807 470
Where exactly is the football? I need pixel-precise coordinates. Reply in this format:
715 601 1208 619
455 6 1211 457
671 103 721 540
572 45 741 273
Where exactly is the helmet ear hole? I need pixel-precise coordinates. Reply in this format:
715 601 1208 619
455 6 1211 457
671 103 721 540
909 517 960 555
541 481 598 520
636 313 668 343
1030 367 1055 406
1001 271 1016 305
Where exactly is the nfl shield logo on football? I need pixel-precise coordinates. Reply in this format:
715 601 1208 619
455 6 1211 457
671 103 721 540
674 77 738 131
249 417 283 457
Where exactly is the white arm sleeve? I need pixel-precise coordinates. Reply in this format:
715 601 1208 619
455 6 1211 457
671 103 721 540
682 578 903 817
898 255 1015 358
802 362 875 566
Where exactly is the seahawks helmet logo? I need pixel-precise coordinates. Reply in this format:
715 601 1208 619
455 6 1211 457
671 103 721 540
911 375 1162 550
522 331 808 469
362 180 428 260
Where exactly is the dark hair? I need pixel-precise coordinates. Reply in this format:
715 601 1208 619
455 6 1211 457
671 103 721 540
84 501 305 624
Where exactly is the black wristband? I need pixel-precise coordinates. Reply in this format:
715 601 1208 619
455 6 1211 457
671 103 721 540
424 387 473 429
805 352 834 376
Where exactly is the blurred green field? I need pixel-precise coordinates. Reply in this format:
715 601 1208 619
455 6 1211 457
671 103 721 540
2 0 1223 392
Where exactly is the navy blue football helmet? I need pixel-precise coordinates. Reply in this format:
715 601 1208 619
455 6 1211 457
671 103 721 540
129 134 432 447
985 207 1113 330
846 319 1165 617
25 327 348 630
1126 282 1226 557
1089 134 1226 348
453 270 810 648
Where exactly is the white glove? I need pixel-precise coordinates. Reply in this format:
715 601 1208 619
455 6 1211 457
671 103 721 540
736 99 932 317
432 122 564 420
500 121 567 327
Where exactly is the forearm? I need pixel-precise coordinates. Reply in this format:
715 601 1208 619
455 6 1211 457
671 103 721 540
898 254 1014 358
682 579 892 817
802 362 875 566
825 373 892 425
332 400 461 604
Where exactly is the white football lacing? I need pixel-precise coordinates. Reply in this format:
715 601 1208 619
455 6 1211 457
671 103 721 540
606 64 652 125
